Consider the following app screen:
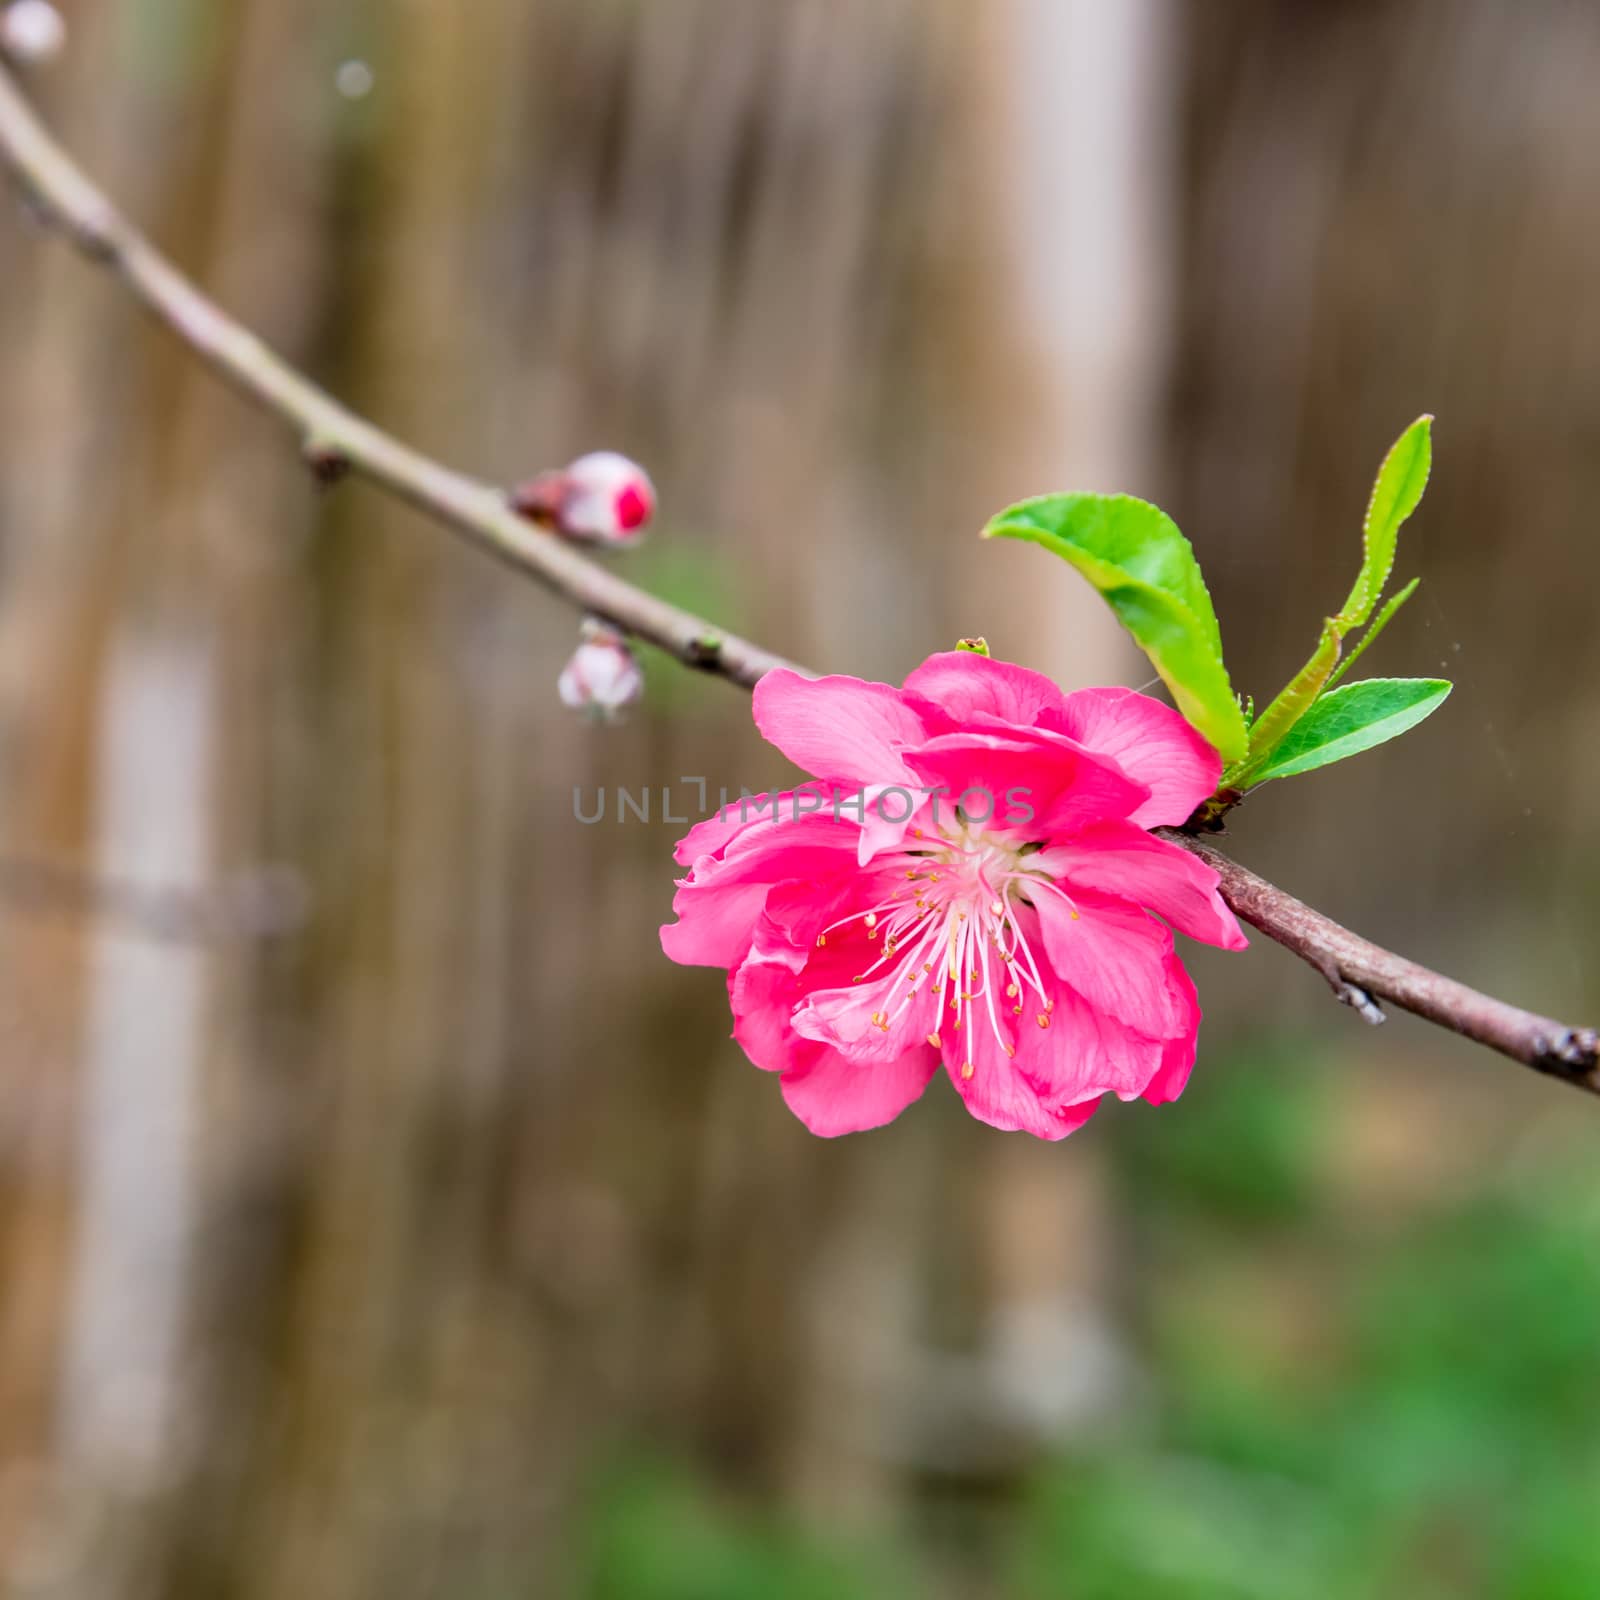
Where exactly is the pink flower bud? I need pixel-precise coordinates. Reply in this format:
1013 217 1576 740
558 624 644 720
1 0 66 61
512 451 655 547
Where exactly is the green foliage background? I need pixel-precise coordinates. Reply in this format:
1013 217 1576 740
579 1045 1600 1599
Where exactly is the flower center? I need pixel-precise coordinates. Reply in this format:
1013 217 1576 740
814 821 1078 1075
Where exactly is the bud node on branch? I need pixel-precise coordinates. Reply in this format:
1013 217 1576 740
301 433 352 486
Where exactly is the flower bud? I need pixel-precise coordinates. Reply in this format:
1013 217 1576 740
1 1 66 62
512 451 655 547
558 623 644 720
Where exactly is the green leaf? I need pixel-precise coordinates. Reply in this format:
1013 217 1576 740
1229 618 1342 784
1227 419 1434 783
983 493 1247 761
1337 417 1432 630
1323 576 1420 693
1249 677 1451 783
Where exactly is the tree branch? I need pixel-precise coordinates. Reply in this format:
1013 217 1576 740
1159 832 1600 1092
1 64 1594 1098
0 67 797 689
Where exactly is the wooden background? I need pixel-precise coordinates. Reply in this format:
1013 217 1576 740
1 1 1598 1594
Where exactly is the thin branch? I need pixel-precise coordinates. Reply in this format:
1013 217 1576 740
1161 831 1600 1092
1 65 1595 1097
0 67 797 690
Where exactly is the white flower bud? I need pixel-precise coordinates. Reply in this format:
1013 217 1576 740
1 1 66 63
512 451 655 547
558 624 644 720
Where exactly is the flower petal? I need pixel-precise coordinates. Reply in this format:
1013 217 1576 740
903 650 1068 726
1030 823 1247 950
661 880 772 968
788 905 944 1064
753 669 931 786
728 922 941 1134
1029 889 1188 1037
1012 984 1169 1102
669 805 753 868
902 730 1150 841
947 1017 1102 1140
661 805 861 968
1142 955 1202 1104
780 1042 939 1136
1040 687 1223 827
729 952 805 1071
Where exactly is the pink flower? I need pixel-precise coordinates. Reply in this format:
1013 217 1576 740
559 622 644 719
512 451 655 546
660 651 1246 1139
1 1 66 63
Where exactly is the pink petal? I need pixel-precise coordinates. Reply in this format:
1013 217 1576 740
902 730 1150 841
852 782 929 866
792 974 940 1064
903 651 1068 726
731 873 932 1063
671 788 856 868
783 890 943 1063
1030 823 1247 950
753 669 931 786
661 807 861 968
729 953 805 1071
1012 984 1169 1102
780 1042 939 1136
1141 953 1202 1104
1040 687 1223 828
670 806 752 867
946 1018 1102 1140
661 880 772 968
1029 890 1188 1037
728 922 941 1134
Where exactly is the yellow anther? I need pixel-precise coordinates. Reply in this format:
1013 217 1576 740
864 912 878 928
960 1061 974 1080
1004 1044 1016 1059
927 1030 942 1049
1036 1012 1051 1029
1006 983 1018 998
816 934 827 947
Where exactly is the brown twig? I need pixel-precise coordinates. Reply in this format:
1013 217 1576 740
0 66 797 690
1160 831 1600 1091
0 65 1594 1096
